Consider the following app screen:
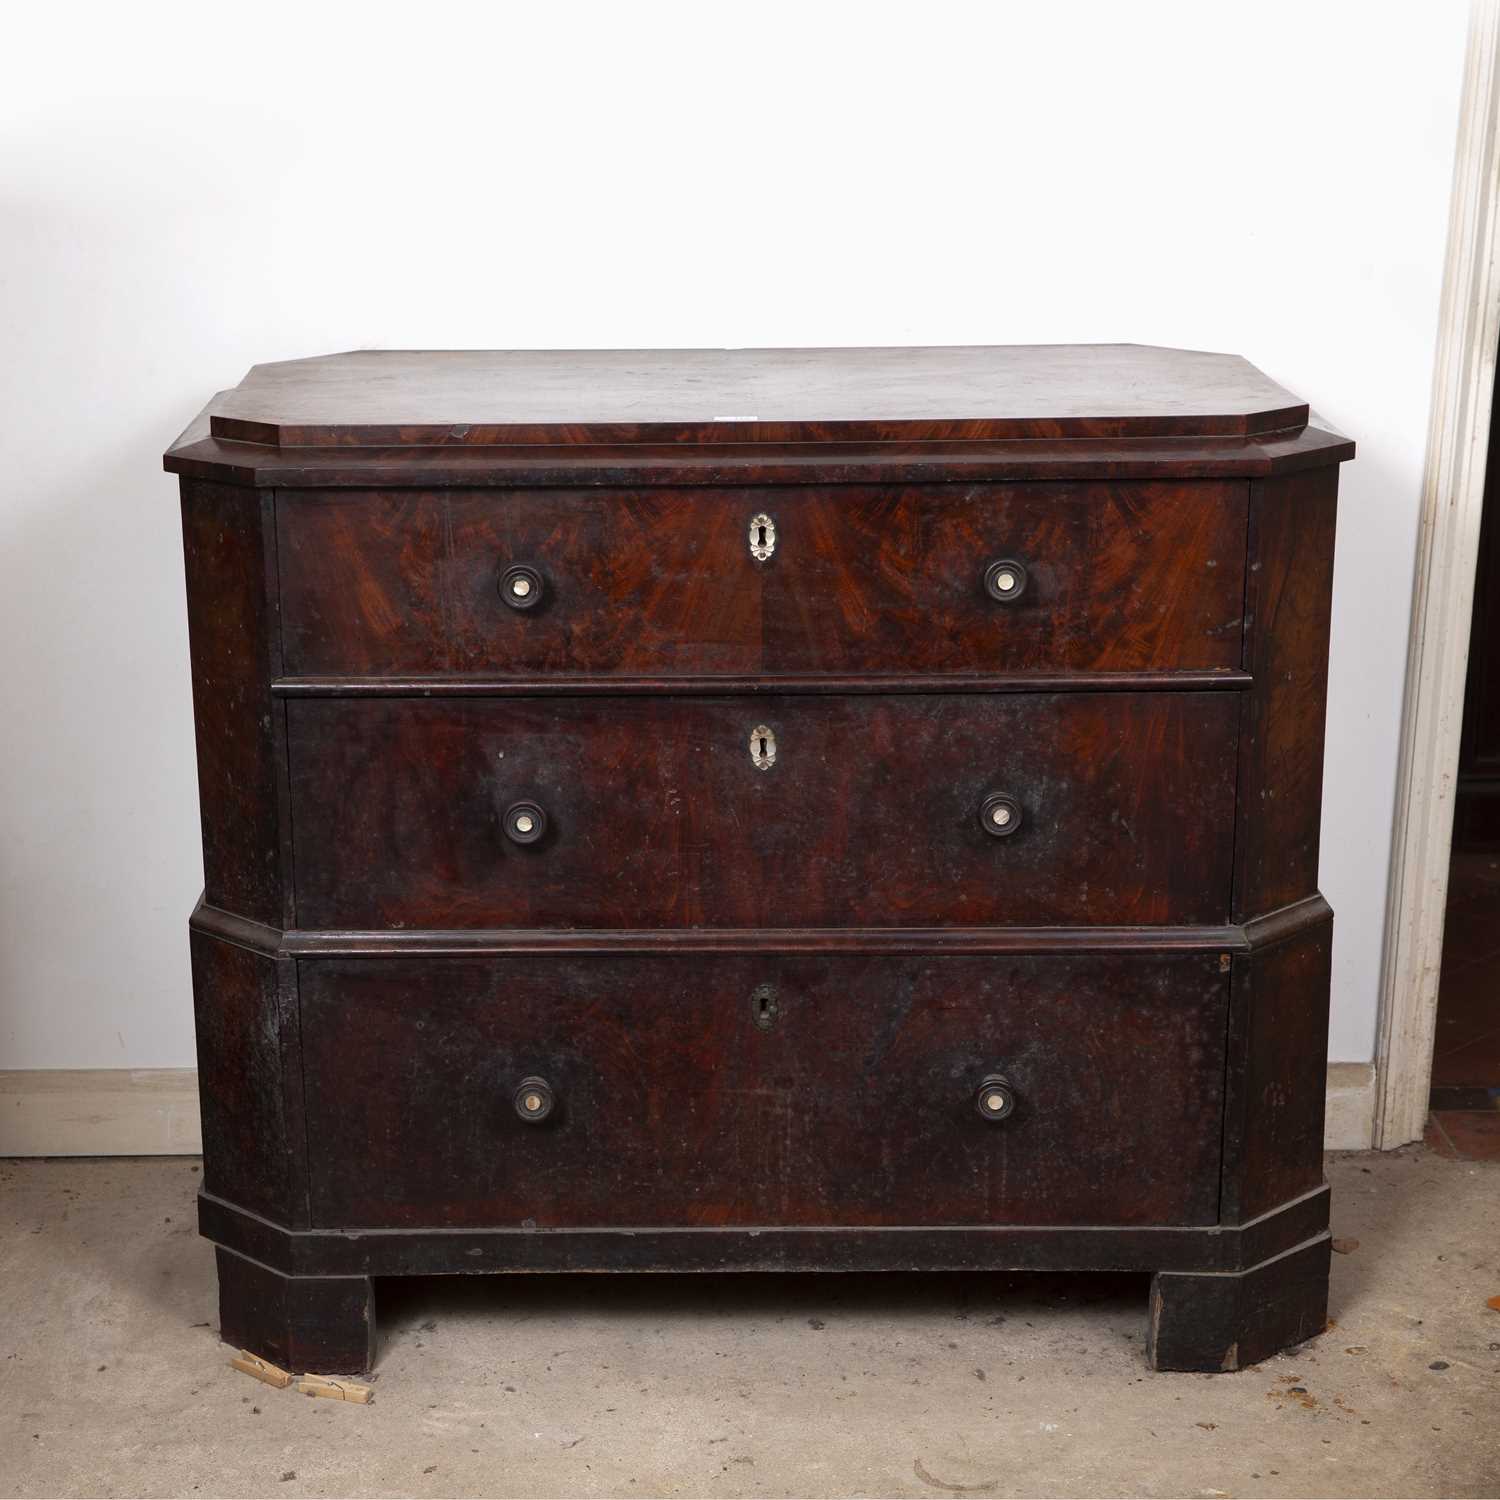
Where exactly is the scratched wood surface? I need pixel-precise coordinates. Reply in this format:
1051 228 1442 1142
171 345 1351 1374
200 345 1309 448
285 692 1239 931
1232 467 1339 921
180 481 286 925
298 951 1230 1230
190 931 305 1228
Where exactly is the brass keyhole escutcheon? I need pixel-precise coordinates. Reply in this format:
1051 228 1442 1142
750 983 780 1031
748 512 777 562
749 724 777 770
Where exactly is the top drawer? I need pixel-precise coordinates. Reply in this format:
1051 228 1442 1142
276 481 1248 679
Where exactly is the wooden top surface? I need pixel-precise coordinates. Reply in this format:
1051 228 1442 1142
197 345 1310 448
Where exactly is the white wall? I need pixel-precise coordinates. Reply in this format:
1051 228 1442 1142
0 1 1468 1069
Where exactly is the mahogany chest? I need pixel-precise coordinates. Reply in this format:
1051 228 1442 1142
166 345 1352 1373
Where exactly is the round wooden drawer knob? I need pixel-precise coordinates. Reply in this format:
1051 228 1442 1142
514 1076 556 1123
499 563 546 610
979 793 1022 837
975 1075 1016 1121
504 800 548 845
984 558 1028 602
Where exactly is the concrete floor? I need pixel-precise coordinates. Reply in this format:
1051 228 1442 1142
1 1151 1497 1500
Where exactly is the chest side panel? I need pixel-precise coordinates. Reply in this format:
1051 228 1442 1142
1233 467 1339 920
181 480 286 925
1222 912 1334 1221
190 931 306 1226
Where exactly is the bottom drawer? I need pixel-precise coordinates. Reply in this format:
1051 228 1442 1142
299 952 1229 1230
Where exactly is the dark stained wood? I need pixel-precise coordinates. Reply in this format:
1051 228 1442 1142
273 669 1253 697
276 481 1247 678
277 487 760 676
769 482 1248 674
1220 911 1334 1223
180 480 287 926
192 903 1254 958
198 346 1309 448
285 692 1238 930
172 345 1351 1375
298 951 1229 1231
191 893 1330 962
1239 892 1333 950
200 1184 1330 1281
1232 467 1340 921
215 1246 374 1375
190 930 307 1227
166 422 1353 490
1231 1183 1332 1267
1146 1232 1332 1373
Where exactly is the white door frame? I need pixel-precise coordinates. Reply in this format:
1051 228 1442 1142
1374 0 1500 1149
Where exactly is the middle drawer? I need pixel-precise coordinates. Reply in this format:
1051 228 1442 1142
286 692 1238 930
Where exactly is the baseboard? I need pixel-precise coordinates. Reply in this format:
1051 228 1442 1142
3 1064 1377 1158
1324 1061 1376 1150
0 1069 201 1156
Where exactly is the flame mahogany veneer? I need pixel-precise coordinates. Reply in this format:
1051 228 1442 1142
168 345 1351 1374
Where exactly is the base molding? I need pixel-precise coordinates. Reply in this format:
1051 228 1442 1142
199 1182 1331 1280
201 1186 1332 1375
0 1064 1374 1157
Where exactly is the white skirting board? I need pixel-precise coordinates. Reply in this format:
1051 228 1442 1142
2 1064 1380 1157
0 1069 202 1156
1324 1061 1377 1151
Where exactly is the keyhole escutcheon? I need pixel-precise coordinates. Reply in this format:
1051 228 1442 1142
750 983 780 1030
748 512 777 562
749 724 777 770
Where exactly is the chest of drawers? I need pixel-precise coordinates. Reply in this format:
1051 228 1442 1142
166 345 1352 1374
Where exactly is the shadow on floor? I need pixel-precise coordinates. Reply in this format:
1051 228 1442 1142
377 1266 1151 1346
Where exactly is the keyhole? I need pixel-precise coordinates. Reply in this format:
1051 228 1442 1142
750 984 779 1030
757 523 767 549
758 734 768 758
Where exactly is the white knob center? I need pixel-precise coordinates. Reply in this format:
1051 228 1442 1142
512 577 532 598
991 805 1011 826
524 1093 542 1112
996 571 1016 592
515 814 535 834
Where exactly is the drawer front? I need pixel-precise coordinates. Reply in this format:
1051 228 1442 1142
766 481 1246 673
286 692 1237 929
276 481 1247 677
278 488 760 677
298 952 1230 1230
